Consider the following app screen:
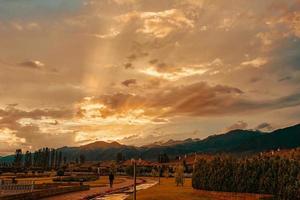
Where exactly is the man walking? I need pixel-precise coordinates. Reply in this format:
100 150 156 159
109 171 114 188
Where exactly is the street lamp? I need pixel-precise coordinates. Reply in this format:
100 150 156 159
131 158 141 200
158 165 161 185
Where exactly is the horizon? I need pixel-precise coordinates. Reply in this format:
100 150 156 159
1 0 300 156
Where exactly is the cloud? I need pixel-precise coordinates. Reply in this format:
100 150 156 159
225 121 248 131
122 79 137 87
241 57 268 68
278 11 300 38
0 106 72 122
149 59 158 64
88 28 120 39
79 82 245 119
126 52 148 61
78 80 300 120
1 0 300 154
0 105 75 154
278 76 292 82
124 63 133 69
18 60 45 70
111 0 137 5
9 22 40 31
140 60 218 80
255 122 273 131
117 9 194 38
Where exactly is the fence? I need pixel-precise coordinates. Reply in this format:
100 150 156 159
0 179 34 195
0 185 89 200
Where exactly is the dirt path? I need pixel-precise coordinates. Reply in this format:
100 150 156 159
41 178 144 200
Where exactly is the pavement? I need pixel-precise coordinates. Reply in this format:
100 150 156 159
41 178 145 200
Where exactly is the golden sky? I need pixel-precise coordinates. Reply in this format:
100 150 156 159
0 0 300 155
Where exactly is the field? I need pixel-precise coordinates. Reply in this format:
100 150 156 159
126 178 271 200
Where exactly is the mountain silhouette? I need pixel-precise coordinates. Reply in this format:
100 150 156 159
0 124 299 162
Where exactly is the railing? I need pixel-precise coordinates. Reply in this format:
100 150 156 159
0 180 34 195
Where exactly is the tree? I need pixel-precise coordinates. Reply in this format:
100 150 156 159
175 164 185 186
14 149 23 170
24 151 32 169
63 156 67 165
56 151 62 169
116 152 124 163
50 149 56 169
43 147 50 170
79 154 85 164
158 153 169 163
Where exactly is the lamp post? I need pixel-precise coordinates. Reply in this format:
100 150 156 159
158 165 161 185
131 158 141 200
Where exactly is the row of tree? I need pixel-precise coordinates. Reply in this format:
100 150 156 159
13 148 65 171
192 156 300 199
12 149 88 172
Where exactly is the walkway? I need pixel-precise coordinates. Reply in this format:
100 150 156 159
41 178 144 200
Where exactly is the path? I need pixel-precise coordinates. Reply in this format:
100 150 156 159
41 178 144 200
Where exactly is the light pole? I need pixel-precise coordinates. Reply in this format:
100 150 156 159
131 158 141 200
158 165 161 185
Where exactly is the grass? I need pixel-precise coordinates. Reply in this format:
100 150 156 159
126 178 271 200
126 178 211 200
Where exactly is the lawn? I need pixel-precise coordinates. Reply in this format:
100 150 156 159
126 178 271 200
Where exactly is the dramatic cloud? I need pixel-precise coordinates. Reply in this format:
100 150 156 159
278 76 292 82
77 82 245 119
225 121 248 131
18 60 45 70
255 122 274 131
122 79 137 87
1 0 300 154
241 58 268 68
117 9 194 38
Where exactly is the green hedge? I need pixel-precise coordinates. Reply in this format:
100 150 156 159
192 156 300 199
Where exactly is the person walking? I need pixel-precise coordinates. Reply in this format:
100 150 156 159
109 171 114 188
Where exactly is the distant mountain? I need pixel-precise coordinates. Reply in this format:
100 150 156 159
142 138 195 148
80 141 124 150
1 124 299 162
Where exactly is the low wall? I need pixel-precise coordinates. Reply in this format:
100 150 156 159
0 185 89 200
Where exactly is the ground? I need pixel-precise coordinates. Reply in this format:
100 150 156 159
83 176 125 187
126 178 271 200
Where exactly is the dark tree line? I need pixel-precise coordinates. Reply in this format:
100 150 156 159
158 153 169 163
12 148 65 171
192 156 300 199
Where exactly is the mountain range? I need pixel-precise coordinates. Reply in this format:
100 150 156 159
1 124 300 162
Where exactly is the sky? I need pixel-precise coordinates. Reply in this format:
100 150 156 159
0 0 300 155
